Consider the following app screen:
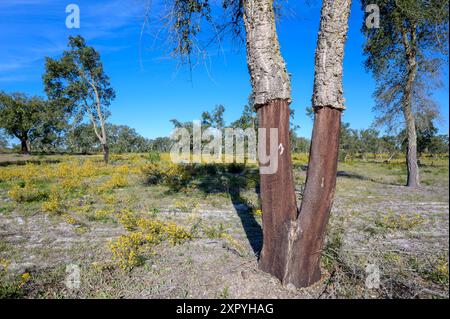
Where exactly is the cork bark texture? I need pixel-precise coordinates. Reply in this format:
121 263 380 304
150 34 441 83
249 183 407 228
243 0 291 108
312 0 351 111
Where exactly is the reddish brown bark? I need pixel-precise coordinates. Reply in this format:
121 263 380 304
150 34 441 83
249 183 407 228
283 106 342 287
257 99 298 280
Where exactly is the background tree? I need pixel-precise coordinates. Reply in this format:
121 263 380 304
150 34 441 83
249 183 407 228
339 122 360 161
44 35 116 163
201 105 225 130
149 137 173 153
0 92 64 154
230 97 257 130
362 0 449 187
107 124 150 153
64 123 99 154
0 129 8 151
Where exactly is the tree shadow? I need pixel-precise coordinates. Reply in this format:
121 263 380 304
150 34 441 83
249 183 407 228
156 163 263 256
228 183 263 257
336 170 404 186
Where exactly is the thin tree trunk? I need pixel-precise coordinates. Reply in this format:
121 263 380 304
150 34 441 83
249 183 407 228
401 26 420 188
102 143 109 164
403 103 419 187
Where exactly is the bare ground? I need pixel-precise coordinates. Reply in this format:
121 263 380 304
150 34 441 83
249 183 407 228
0 155 448 299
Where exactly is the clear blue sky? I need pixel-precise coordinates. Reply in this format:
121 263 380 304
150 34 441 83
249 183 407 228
0 0 448 140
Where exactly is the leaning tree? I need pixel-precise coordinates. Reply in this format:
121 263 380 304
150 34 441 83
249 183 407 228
362 0 449 187
44 35 116 164
147 0 351 287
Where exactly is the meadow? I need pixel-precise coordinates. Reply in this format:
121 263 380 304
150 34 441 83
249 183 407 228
0 152 448 298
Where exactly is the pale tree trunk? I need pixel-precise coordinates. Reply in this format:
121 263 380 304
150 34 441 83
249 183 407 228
243 0 352 288
81 74 109 165
83 97 109 165
401 25 420 188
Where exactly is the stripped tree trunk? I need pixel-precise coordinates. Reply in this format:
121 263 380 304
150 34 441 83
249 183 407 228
283 0 351 287
257 99 298 280
242 0 297 279
243 0 352 288
401 25 420 188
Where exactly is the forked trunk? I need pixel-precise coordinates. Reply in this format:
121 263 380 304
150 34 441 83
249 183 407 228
243 0 351 288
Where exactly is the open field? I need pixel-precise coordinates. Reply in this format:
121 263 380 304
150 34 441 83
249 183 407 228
0 153 448 299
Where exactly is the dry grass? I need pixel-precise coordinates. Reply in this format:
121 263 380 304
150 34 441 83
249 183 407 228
0 153 448 298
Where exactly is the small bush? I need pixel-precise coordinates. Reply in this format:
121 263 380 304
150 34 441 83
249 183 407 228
8 184 49 203
147 151 161 163
110 212 192 270
41 188 65 214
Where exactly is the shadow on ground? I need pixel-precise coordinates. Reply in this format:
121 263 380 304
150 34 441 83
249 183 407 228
155 163 263 256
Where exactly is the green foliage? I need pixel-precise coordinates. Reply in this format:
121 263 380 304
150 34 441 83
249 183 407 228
0 129 8 150
361 0 448 130
44 35 115 153
108 124 150 153
0 92 65 153
147 151 161 163
110 211 192 270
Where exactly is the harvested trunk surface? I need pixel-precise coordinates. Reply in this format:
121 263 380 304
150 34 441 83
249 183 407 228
281 0 352 288
257 99 298 280
243 0 351 288
283 107 342 287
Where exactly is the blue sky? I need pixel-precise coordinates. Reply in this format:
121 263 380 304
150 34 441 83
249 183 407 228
0 0 448 140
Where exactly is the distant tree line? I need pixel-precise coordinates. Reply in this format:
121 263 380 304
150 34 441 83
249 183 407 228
1 89 447 160
340 122 449 162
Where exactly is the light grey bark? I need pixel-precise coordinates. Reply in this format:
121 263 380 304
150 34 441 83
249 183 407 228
312 0 351 111
243 0 291 107
401 24 420 187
